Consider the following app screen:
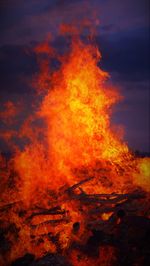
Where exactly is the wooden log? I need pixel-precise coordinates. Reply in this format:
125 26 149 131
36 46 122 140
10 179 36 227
31 217 70 229
0 200 22 212
66 177 94 194
69 189 145 203
28 206 66 220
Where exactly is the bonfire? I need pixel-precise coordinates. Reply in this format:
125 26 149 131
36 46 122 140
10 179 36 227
0 24 150 266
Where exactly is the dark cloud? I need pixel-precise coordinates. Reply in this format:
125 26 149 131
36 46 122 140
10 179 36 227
1 0 149 46
98 27 150 83
112 87 150 152
0 44 37 93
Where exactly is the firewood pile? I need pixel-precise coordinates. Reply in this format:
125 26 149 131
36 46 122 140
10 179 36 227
1 174 150 266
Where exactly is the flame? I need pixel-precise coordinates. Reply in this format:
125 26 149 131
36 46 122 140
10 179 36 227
0 101 18 125
13 37 134 202
133 157 150 192
0 25 150 266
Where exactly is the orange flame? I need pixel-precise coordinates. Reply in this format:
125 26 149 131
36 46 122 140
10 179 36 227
13 36 135 202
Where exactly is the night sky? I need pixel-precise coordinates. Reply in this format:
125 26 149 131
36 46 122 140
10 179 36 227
0 0 149 152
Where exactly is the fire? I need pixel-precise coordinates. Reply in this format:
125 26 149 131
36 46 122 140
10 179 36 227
0 101 18 125
0 25 150 266
13 37 133 201
133 157 150 192
40 40 126 175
